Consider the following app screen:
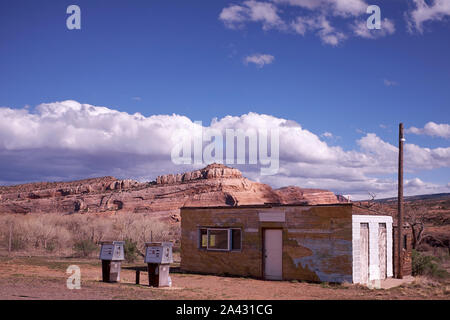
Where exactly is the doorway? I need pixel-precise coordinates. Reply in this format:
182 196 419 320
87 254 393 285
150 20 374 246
378 223 387 279
360 223 369 284
263 229 283 280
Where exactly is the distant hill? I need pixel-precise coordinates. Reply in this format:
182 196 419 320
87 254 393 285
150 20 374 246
374 193 450 203
0 163 338 216
357 192 450 250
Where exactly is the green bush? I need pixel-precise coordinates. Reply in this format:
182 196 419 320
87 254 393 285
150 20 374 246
124 238 139 262
412 249 449 279
73 239 97 257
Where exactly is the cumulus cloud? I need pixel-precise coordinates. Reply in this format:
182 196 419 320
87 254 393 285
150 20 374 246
244 54 275 67
291 15 347 46
351 18 396 39
219 0 285 30
273 0 367 17
219 0 395 46
0 100 449 200
383 78 398 87
407 0 450 33
407 122 450 139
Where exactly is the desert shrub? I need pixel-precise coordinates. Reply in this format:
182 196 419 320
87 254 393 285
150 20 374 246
433 247 450 261
0 219 28 251
45 240 57 252
0 212 180 256
124 238 139 262
416 242 433 252
412 249 449 279
412 249 434 275
112 214 178 253
8 233 27 251
73 239 97 257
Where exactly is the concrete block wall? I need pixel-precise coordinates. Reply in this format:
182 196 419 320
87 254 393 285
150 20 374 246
352 215 393 284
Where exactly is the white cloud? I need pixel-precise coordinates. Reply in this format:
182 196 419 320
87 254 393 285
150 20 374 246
0 100 192 156
291 15 347 46
132 97 142 101
322 132 333 138
273 0 367 17
407 0 450 33
407 122 450 139
352 18 396 39
383 78 398 87
0 100 449 200
244 53 275 67
219 0 285 30
220 0 394 46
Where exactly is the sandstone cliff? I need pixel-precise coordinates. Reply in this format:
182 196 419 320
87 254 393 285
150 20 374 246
0 164 338 218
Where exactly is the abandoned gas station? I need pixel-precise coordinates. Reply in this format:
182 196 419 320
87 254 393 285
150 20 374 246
180 203 411 284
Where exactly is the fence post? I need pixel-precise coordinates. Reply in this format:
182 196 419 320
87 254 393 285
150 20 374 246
8 223 12 254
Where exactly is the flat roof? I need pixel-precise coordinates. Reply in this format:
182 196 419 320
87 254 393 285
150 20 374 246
181 202 353 210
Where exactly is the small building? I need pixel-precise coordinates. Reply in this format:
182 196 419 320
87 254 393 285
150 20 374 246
180 203 411 284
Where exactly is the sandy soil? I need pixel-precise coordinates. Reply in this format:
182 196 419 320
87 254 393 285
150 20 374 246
0 256 448 300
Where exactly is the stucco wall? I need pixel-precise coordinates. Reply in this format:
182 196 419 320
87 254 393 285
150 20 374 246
180 205 353 283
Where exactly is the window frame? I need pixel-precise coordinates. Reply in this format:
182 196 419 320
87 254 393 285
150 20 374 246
198 227 242 252
207 228 230 251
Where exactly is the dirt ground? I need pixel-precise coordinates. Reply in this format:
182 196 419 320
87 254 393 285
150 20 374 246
0 255 448 300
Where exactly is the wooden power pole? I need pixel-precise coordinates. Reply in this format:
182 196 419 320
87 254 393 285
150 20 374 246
397 123 404 279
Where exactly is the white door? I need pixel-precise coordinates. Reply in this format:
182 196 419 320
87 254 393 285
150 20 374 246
264 229 283 280
360 223 369 284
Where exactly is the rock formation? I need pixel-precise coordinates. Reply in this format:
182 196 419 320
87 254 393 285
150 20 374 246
0 164 338 217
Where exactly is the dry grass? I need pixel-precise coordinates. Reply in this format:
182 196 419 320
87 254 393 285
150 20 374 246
0 213 179 257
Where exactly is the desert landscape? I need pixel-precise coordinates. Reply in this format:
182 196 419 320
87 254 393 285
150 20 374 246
0 164 448 300
1 1 449 303
0 255 448 300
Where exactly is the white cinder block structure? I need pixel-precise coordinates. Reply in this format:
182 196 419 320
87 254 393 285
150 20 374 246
352 215 393 284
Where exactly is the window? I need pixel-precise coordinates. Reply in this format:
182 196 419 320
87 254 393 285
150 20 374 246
231 229 241 250
199 229 207 248
198 228 242 251
404 234 408 250
208 229 229 250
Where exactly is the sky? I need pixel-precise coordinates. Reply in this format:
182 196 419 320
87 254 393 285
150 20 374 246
0 0 449 199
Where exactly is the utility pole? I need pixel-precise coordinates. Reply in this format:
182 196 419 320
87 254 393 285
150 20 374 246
397 123 404 279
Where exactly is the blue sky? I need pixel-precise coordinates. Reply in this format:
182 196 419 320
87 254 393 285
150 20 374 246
0 0 449 199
